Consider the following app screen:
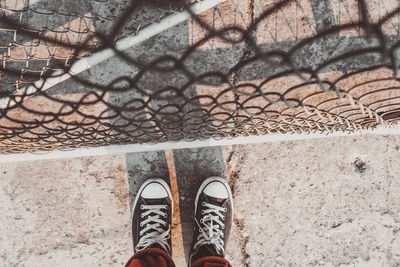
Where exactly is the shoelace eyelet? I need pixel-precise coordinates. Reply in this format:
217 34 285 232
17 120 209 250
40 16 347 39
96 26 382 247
140 205 144 210
202 201 206 206
140 214 144 218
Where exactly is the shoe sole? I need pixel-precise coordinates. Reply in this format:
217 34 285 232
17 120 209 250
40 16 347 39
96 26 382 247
131 178 174 221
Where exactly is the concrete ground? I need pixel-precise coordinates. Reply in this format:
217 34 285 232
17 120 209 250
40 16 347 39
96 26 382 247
0 134 399 267
1 1 399 266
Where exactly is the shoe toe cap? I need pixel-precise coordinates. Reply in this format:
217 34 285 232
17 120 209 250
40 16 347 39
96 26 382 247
203 181 229 199
142 182 169 199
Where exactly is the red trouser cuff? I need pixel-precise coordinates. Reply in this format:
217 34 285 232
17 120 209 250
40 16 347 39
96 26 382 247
191 256 232 267
125 248 175 267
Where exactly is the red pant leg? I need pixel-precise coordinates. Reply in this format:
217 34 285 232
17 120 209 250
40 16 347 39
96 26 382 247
191 256 232 267
125 248 176 267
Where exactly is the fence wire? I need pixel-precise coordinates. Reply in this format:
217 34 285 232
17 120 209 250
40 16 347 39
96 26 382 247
0 0 399 153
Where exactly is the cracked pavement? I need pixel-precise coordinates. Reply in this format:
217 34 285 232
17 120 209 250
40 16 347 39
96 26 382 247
223 134 400 266
1 134 399 266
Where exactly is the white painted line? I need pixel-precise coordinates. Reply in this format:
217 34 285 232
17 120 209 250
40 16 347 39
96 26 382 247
0 0 226 109
0 126 398 163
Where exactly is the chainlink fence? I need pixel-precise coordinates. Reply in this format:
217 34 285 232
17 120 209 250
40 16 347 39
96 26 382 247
0 0 399 153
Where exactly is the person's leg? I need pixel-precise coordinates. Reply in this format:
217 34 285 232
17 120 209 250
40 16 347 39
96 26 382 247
191 256 232 267
188 177 234 267
125 247 175 267
125 179 175 267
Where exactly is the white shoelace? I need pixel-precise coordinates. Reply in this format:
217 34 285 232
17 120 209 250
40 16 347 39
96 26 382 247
135 204 171 253
193 202 227 254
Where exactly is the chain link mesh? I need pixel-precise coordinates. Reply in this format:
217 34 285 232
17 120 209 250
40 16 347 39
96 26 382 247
0 0 399 153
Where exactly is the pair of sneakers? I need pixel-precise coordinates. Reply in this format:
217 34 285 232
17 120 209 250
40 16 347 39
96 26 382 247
131 177 234 265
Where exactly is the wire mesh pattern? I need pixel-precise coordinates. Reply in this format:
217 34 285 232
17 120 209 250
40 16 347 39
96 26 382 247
0 0 399 153
0 0 185 92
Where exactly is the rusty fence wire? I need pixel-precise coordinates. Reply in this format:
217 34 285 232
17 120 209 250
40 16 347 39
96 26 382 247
0 0 399 154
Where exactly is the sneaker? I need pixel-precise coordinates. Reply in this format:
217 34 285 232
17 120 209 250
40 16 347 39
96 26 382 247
131 178 173 255
189 177 234 264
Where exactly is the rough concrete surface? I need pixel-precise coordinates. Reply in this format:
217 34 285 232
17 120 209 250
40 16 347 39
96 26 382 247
0 155 131 266
223 134 400 267
0 134 399 266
